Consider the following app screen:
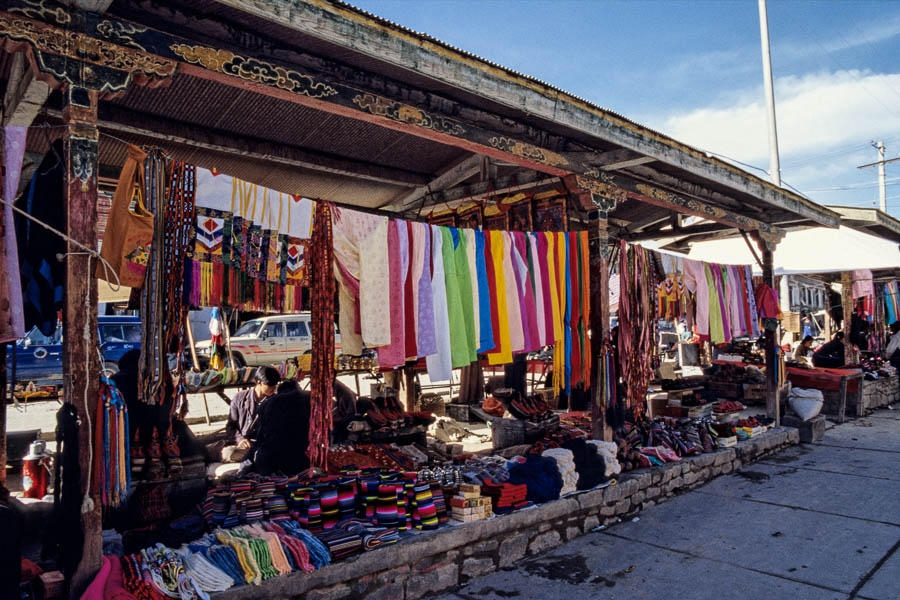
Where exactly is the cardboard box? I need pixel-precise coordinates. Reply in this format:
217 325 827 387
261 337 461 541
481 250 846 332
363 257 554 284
459 483 481 495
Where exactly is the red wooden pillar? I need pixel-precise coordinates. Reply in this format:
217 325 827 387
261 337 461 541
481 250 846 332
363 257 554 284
62 85 102 597
589 197 614 441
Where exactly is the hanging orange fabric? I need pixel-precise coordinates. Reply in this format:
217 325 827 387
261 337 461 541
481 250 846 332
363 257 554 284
97 144 154 288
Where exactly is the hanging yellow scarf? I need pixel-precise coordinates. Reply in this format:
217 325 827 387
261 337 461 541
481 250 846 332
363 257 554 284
488 230 513 365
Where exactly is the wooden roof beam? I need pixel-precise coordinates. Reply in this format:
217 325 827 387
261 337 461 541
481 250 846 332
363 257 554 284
42 104 430 187
2 51 49 126
399 171 562 217
380 153 484 210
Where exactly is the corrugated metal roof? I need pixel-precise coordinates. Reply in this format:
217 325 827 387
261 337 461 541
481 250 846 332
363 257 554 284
108 73 465 176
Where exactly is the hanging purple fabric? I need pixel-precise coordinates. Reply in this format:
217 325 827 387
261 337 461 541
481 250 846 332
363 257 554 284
0 126 26 343
416 222 437 357
513 232 540 352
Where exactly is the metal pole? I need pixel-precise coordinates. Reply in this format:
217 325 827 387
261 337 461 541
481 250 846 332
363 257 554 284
758 0 782 187
877 141 887 211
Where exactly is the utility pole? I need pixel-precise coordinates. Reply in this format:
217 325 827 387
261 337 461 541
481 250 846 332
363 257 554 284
758 0 782 186
858 141 900 212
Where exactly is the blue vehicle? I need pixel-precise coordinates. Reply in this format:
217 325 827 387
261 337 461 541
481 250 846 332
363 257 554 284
6 315 141 385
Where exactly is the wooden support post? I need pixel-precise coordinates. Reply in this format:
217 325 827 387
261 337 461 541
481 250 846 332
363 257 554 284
841 272 854 365
823 286 832 340
62 85 102 597
758 240 780 425
0 343 6 488
588 197 614 441
403 366 416 412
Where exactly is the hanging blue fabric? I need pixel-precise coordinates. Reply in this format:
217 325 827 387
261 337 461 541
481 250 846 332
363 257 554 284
475 230 495 353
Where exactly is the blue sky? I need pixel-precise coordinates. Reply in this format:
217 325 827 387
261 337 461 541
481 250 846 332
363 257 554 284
355 0 900 215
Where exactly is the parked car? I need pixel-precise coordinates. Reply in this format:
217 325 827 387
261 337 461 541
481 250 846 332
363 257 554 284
5 315 141 385
195 313 340 367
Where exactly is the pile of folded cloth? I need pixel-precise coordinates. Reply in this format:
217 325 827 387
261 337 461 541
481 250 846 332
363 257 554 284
480 479 530 514
542 448 579 496
460 455 511 485
507 454 563 504
313 527 364 560
586 440 622 477
337 518 400 550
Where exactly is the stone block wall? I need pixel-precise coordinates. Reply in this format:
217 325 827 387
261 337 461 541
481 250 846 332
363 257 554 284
217 427 799 600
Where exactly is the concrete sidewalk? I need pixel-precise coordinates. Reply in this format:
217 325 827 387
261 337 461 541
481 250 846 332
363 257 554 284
434 405 900 600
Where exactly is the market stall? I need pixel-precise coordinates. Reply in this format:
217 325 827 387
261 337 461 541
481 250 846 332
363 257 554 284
0 2 846 598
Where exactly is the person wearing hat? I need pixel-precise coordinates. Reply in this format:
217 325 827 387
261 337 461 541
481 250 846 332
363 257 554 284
212 366 279 463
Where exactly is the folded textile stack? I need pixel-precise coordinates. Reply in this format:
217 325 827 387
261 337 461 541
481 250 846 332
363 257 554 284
337 518 400 550
586 440 622 477
313 527 364 560
480 478 530 514
507 454 563 504
449 484 492 523
541 448 578 495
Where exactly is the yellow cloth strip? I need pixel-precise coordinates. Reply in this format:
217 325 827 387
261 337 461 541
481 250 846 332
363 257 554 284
488 230 512 365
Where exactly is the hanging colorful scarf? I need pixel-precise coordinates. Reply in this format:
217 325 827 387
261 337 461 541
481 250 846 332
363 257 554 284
139 149 168 405
309 202 334 470
885 281 900 325
95 377 130 508
618 242 655 417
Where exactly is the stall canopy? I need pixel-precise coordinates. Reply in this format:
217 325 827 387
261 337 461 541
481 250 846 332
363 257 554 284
647 226 900 276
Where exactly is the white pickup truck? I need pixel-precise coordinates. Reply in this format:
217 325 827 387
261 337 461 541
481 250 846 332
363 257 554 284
196 313 340 367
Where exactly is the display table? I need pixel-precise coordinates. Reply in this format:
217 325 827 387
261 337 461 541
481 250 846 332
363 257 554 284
786 366 864 422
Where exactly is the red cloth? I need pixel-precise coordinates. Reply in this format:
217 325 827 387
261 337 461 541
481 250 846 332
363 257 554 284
104 556 137 600
787 366 862 394
754 283 781 319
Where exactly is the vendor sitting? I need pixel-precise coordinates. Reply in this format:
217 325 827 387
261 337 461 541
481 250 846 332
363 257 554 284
793 335 815 363
210 366 279 463
247 379 311 476
812 331 846 368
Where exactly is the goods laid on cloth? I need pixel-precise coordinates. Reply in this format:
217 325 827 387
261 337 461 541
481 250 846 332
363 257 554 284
331 205 591 395
186 167 315 312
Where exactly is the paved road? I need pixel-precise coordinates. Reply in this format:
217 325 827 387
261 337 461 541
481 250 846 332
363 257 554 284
435 405 900 600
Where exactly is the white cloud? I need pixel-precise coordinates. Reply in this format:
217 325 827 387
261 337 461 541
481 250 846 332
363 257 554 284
652 69 900 168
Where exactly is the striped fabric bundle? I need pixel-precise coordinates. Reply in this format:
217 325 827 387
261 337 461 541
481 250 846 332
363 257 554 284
313 528 364 560
411 482 438 530
337 518 400 550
